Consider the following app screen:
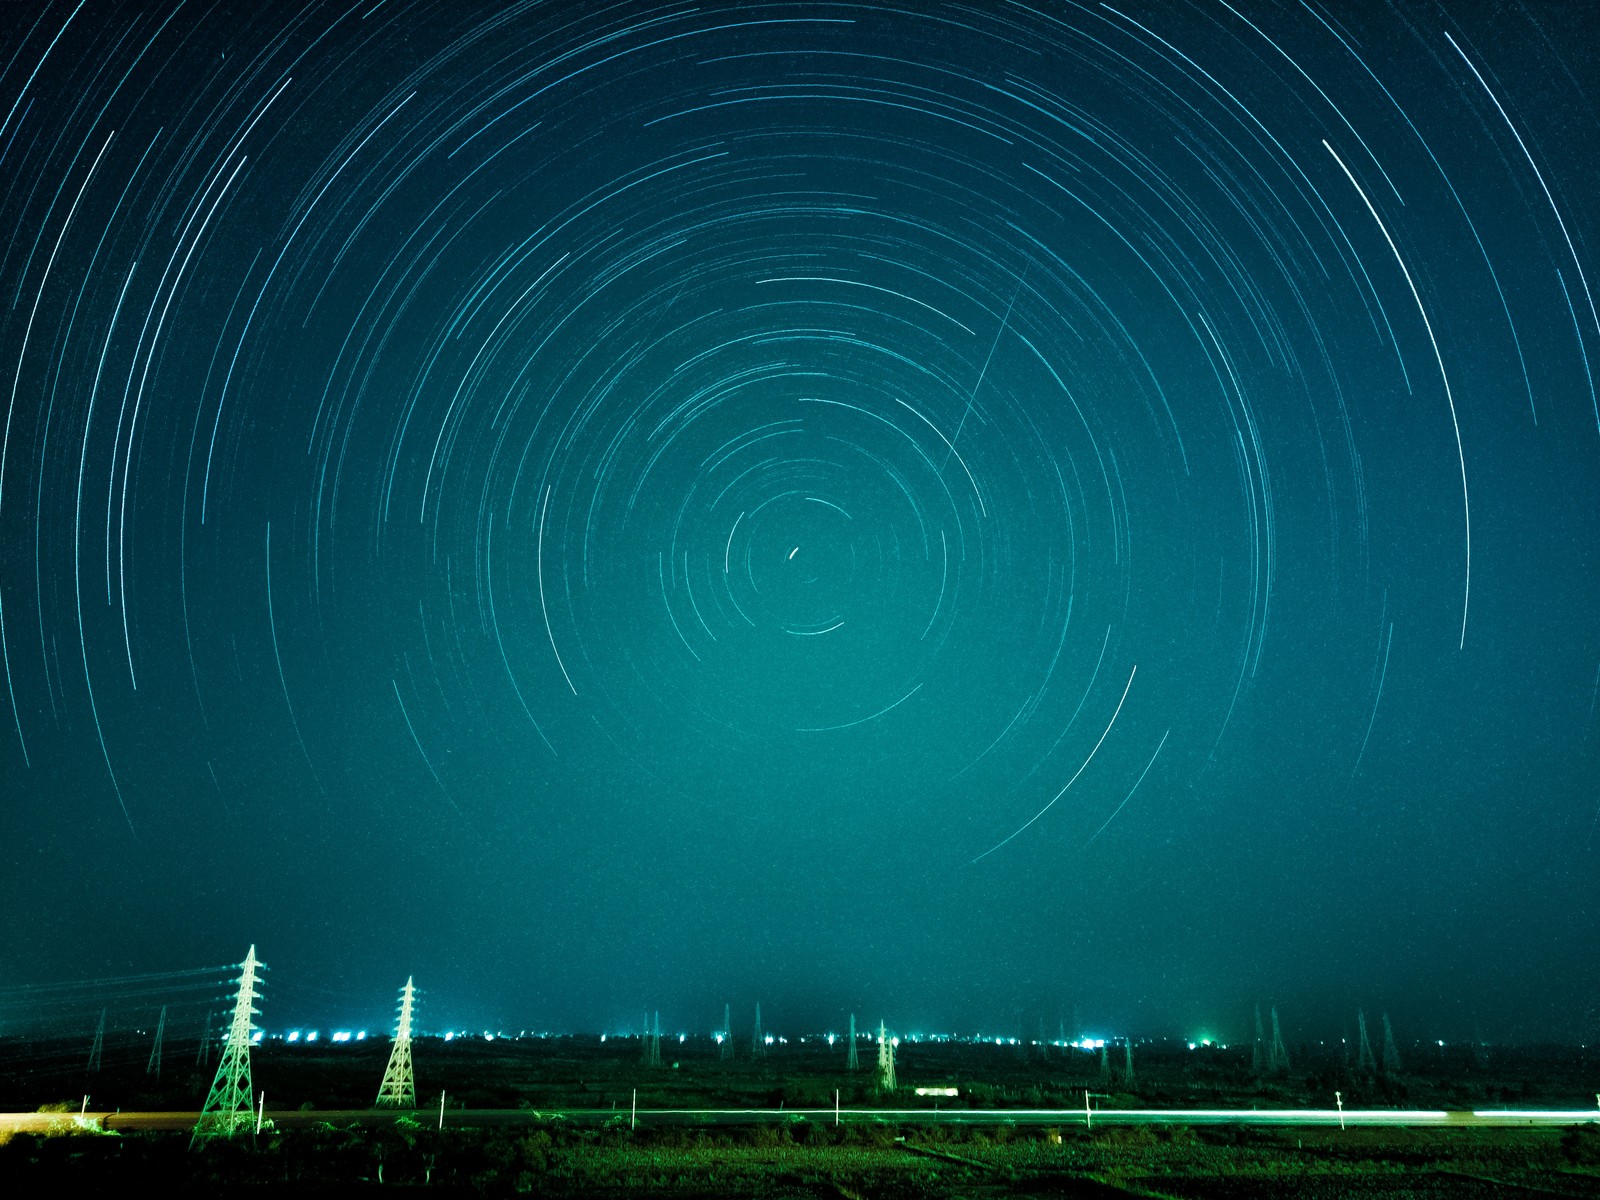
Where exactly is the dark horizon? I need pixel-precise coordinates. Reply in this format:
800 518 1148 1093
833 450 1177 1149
1 1 1596 1050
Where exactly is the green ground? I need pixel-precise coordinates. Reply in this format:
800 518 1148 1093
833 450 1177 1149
3 1117 1599 1197
3 1035 1597 1195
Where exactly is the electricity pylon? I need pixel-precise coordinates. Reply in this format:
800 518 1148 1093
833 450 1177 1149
751 1002 764 1059
192 946 264 1147
196 1008 215 1067
1356 1009 1376 1073
1269 1006 1289 1073
875 1021 895 1092
1252 1005 1266 1076
649 1011 662 1068
721 1003 733 1060
847 1013 859 1070
87 1007 105 1072
147 1005 167 1079
375 977 417 1108
1380 1012 1402 1075
1122 1038 1135 1083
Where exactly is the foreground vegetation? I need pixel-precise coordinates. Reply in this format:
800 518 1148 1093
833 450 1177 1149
3 1116 1598 1197
4 1035 1597 1194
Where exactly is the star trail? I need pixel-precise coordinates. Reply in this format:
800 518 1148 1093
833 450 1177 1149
1 1 1595 1039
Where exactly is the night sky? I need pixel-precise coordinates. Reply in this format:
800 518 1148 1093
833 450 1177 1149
1 1 1596 1045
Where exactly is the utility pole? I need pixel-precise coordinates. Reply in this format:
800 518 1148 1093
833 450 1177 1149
375 977 417 1107
147 1005 167 1079
192 946 264 1147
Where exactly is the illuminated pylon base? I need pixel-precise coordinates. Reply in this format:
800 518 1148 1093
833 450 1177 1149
376 1037 416 1107
192 1040 255 1143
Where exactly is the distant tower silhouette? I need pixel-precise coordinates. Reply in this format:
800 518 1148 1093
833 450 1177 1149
1122 1039 1135 1083
1252 1006 1266 1076
1356 1009 1376 1073
1099 1043 1111 1081
875 1021 895 1092
721 1003 733 1060
196 1008 215 1067
751 1002 764 1059
1269 1006 1289 1073
1380 1012 1401 1075
87 1007 105 1073
375 977 417 1108
192 946 264 1146
650 1011 663 1068
147 1005 167 1079
847 1013 859 1070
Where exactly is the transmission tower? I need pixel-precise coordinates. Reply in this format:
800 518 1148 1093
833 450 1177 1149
1122 1038 1135 1083
147 1005 167 1079
1269 1006 1289 1073
1356 1009 1376 1073
87 1007 105 1073
649 1011 662 1068
196 1008 215 1067
1099 1043 1111 1081
192 946 264 1147
1380 1012 1401 1075
751 1002 764 1059
846 1013 859 1070
375 977 417 1108
875 1021 895 1092
721 1003 733 1060
1252 1005 1266 1075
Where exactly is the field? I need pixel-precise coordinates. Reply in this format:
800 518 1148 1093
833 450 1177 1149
2 1034 1597 1196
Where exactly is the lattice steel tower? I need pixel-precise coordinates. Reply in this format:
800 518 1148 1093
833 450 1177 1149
751 1002 764 1059
375 976 417 1108
847 1013 859 1070
1380 1012 1402 1075
721 1003 733 1060
147 1005 167 1079
1356 1009 1376 1072
875 1020 895 1092
1269 1006 1289 1073
192 946 264 1146
86 1007 105 1073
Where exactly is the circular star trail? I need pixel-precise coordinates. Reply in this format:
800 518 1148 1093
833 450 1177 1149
1 2 1596 1033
